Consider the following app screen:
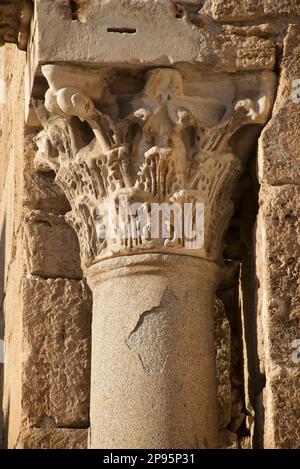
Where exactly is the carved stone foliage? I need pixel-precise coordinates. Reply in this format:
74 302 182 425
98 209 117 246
34 65 275 268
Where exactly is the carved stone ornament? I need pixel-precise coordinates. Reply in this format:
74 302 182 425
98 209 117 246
34 65 275 269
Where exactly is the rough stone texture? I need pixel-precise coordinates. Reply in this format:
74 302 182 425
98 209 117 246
263 369 300 449
30 0 277 450
23 129 70 214
30 0 275 73
0 45 26 449
215 299 231 429
1 246 23 449
259 185 300 342
22 278 92 429
222 24 278 39
256 28 300 448
202 0 300 22
1 0 300 452
24 211 82 279
259 26 300 185
21 428 88 449
257 184 300 448
0 44 92 448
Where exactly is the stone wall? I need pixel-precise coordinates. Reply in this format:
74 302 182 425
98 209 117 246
0 44 91 449
0 0 299 449
257 25 300 449
0 44 26 449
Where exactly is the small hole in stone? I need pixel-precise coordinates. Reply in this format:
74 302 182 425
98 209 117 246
107 27 137 34
175 5 185 19
69 0 79 20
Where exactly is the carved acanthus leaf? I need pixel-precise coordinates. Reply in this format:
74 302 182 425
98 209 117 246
34 65 275 268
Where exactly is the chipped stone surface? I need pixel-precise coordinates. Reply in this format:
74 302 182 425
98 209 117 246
31 0 275 72
22 278 92 428
259 26 300 185
23 129 70 214
222 24 278 39
258 184 300 448
202 0 300 22
264 369 300 449
21 428 88 449
1 0 300 452
126 290 179 374
88 254 220 448
214 299 231 429
259 185 300 342
24 211 82 279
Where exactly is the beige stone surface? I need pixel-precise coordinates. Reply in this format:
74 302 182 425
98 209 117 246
24 211 82 279
30 0 275 73
203 0 300 21
1 246 23 449
264 369 300 449
0 45 26 449
259 26 300 185
23 129 70 214
22 278 92 428
259 184 300 347
87 254 220 449
0 44 92 449
257 184 300 448
222 24 278 39
21 428 88 449
2 0 300 452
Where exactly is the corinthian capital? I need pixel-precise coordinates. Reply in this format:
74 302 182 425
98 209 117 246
34 65 275 269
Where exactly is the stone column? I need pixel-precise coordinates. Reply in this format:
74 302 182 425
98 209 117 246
34 64 275 448
87 254 220 448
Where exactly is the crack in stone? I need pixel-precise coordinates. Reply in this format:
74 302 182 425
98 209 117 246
126 289 179 375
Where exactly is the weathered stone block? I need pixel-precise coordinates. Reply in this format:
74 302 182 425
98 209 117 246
259 184 300 365
264 369 300 449
258 184 300 448
259 26 300 184
21 428 88 449
215 299 231 429
30 0 274 73
203 0 300 22
23 129 70 214
24 211 82 280
22 278 92 428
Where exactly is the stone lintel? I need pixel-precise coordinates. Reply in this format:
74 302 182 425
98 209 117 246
25 0 275 123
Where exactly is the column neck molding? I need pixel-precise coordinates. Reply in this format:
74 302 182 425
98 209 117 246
34 64 275 269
